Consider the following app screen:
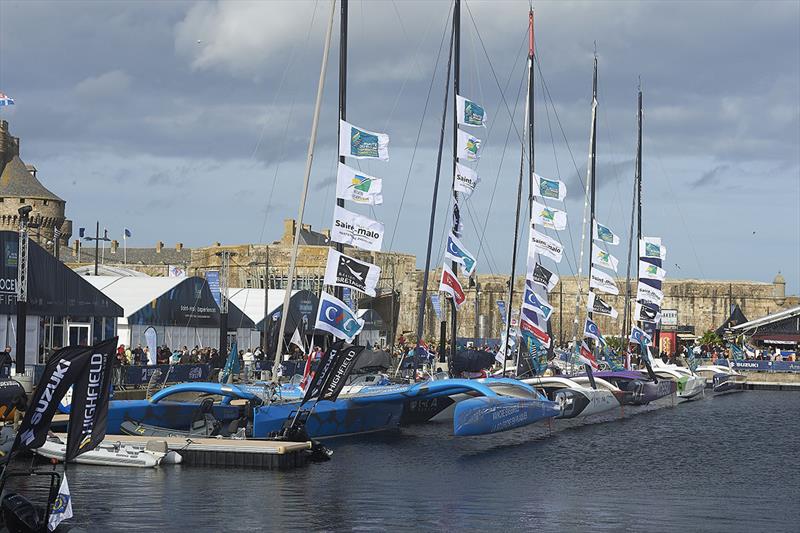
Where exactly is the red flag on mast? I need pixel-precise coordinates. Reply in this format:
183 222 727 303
529 10 534 58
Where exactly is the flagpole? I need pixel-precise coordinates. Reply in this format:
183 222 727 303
334 0 347 303
272 0 336 384
123 231 127 265
448 0 461 370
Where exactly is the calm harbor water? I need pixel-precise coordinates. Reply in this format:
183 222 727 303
59 391 797 532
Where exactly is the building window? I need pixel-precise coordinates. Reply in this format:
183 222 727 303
43 200 48 206
0 198 4 202
19 198 25 204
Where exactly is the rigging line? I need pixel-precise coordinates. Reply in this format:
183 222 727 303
473 57 527 267
383 0 440 133
464 1 526 150
651 142 708 280
463 202 498 275
387 4 453 251
255 0 320 246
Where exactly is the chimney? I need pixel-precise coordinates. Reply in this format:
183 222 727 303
110 240 119 253
213 241 221 247
176 242 183 252
72 239 79 257
156 241 164 253
302 223 311 232
322 229 331 239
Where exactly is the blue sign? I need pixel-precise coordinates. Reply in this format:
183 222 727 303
206 270 221 307
497 300 507 324
430 293 442 321
720 359 800 373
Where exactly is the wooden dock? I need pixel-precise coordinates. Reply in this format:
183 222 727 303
56 433 313 470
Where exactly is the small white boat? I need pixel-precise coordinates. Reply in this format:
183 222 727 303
34 436 182 468
695 364 747 393
650 360 706 401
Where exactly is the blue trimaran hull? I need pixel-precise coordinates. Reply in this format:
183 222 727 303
103 379 558 438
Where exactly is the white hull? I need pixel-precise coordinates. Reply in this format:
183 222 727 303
35 438 179 468
523 377 622 419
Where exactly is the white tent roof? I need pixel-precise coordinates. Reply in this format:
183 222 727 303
227 288 299 326
85 276 185 318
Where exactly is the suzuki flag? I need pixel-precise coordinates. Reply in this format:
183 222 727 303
456 95 487 127
339 120 389 160
336 163 383 205
528 262 559 293
315 292 365 343
584 318 607 346
457 128 482 161
587 291 619 319
324 248 381 297
636 282 664 306
639 260 667 281
589 267 620 296
66 338 117 462
529 228 563 263
532 173 566 201
531 200 568 231
593 220 620 245
439 263 466 308
592 249 619 272
639 236 667 260
454 162 480 198
579 341 599 370
522 284 553 321
331 205 385 252
635 301 661 323
444 231 477 276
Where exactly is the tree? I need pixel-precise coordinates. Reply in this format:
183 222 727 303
699 330 722 347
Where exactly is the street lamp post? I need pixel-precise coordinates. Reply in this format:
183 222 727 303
83 221 111 275
15 205 32 375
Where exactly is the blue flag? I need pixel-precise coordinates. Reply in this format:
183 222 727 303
315 291 364 343
444 232 477 276
522 284 553 321
584 318 606 346
219 341 239 384
79 227 85 238
124 228 132 238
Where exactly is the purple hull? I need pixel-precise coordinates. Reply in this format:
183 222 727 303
578 371 677 405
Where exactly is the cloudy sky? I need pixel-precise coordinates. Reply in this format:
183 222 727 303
0 0 798 294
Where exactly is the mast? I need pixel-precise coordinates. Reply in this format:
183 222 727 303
272 0 337 382
334 0 348 303
449 0 461 367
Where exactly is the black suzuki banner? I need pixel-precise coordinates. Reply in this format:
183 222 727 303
66 337 117 462
11 345 95 455
300 340 344 406
317 345 366 403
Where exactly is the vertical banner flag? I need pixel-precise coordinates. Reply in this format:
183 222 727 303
639 236 667 260
439 263 466 308
301 340 344 405
324 248 381 297
457 129 482 161
531 201 568 231
592 249 619 272
636 282 664 306
454 162 480 198
144 326 158 365
521 284 553 320
330 205 385 251
339 120 389 160
317 345 367 402
584 318 607 346
66 337 117 462
532 173 566 201
587 291 619 319
528 263 559 292
206 271 221 306
444 232 477 276
635 302 661 323
315 292 365 343
638 260 667 281
497 300 507 324
593 220 620 245
589 267 620 295
430 293 443 321
529 228 564 263
456 95 487 127
579 341 599 370
336 163 383 205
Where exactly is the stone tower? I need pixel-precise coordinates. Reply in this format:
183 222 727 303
0 120 72 252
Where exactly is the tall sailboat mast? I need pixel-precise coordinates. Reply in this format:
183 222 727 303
334 0 348 303
449 0 461 366
527 10 535 217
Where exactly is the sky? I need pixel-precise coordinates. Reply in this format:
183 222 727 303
0 0 798 294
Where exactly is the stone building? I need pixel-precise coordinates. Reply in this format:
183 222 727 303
0 120 72 252
64 218 797 347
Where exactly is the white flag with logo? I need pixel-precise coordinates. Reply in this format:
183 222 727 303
339 120 389 160
330 205 384 251
529 228 563 263
639 260 667 281
456 95 487 127
454 162 480 198
336 163 383 205
587 291 619 319
531 200 567 231
324 248 381 297
532 173 567 201
47 475 73 532
636 282 664 306
635 301 662 323
589 267 620 295
592 248 619 272
457 129 482 161
639 236 667 260
593 220 620 245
